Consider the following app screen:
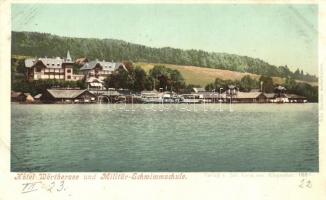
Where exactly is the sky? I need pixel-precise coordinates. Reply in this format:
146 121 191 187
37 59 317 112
11 4 318 75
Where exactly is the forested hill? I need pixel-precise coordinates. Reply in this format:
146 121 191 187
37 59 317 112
12 31 317 82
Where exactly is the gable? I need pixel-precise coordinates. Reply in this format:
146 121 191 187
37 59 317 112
75 91 96 99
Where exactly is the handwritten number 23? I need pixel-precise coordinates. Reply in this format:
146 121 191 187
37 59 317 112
47 181 65 192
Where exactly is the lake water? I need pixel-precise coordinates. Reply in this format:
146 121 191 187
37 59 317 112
11 103 318 172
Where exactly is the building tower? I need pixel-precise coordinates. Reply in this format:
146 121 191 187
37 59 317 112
63 50 73 80
66 50 72 62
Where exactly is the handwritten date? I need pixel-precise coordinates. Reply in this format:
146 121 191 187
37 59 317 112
21 181 66 194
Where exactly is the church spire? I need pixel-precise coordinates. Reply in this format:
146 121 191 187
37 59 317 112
66 50 72 62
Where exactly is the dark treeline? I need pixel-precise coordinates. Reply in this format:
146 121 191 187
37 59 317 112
205 75 318 102
104 65 186 92
12 31 317 82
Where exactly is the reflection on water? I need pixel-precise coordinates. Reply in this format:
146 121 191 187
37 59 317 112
11 103 318 172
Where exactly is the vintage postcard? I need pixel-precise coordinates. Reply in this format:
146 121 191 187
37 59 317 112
0 0 325 199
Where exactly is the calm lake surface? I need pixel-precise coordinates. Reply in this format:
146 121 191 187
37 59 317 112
11 103 318 172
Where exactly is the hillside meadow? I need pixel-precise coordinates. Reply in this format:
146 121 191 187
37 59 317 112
136 62 318 87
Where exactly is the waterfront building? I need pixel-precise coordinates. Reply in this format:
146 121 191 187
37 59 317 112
41 89 97 103
94 89 121 103
11 91 35 103
11 91 28 102
274 86 288 103
25 51 84 81
80 59 127 81
286 94 307 103
264 93 276 102
86 77 106 91
91 88 134 103
234 92 267 103
33 94 42 103
223 85 239 102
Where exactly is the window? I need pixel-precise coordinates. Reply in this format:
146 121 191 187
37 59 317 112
36 67 41 72
67 75 71 79
67 69 71 73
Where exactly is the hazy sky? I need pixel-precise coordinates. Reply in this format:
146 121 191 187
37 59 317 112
12 4 318 75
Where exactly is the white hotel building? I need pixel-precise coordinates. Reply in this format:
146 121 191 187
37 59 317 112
25 51 84 81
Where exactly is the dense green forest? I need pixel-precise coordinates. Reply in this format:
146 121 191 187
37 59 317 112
12 31 317 82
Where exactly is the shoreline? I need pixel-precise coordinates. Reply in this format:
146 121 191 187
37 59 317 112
11 102 317 105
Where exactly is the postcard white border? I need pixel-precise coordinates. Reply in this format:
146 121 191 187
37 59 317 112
1 0 325 199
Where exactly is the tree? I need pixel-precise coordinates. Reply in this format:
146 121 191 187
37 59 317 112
149 65 185 91
284 77 296 91
182 84 201 94
169 69 185 92
240 75 258 92
104 67 133 89
133 66 147 92
294 68 300 79
144 76 154 90
259 76 274 93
